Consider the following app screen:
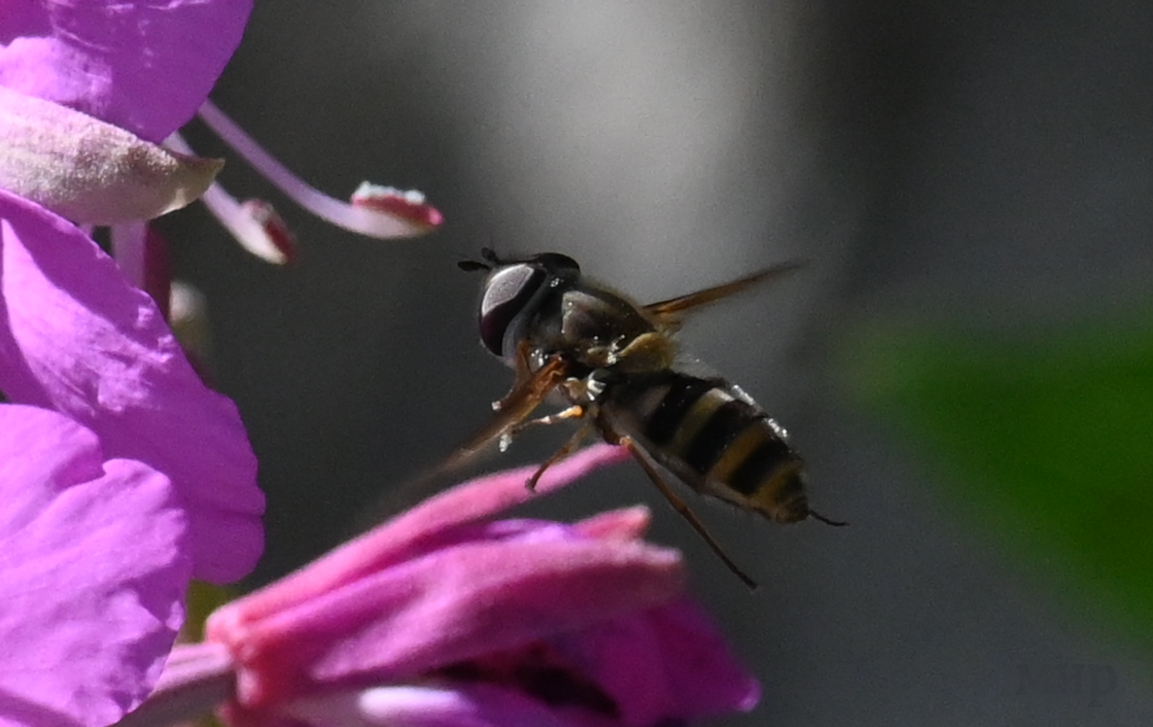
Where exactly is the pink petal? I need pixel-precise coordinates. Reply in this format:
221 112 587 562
0 87 224 224
0 189 264 583
555 599 760 725
217 444 629 627
572 506 653 542
215 536 683 709
0 0 253 141
0 405 190 727
289 684 610 727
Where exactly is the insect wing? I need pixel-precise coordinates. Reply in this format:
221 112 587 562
354 354 571 530
642 260 805 330
438 352 571 473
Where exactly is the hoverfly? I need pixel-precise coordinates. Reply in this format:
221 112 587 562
455 249 841 588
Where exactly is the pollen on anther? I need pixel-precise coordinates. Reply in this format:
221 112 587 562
351 182 444 231
240 199 298 264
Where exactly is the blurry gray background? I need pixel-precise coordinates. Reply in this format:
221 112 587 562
170 1 1153 724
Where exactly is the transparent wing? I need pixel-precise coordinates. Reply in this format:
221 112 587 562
434 350 571 474
643 260 805 330
352 351 572 531
345 350 571 532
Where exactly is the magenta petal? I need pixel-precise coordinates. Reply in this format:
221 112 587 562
0 405 191 727
0 0 253 141
216 536 682 708
573 506 653 542
557 599 760 725
220 444 629 628
350 684 606 727
0 189 264 583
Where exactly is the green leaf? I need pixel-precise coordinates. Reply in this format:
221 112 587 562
845 316 1153 635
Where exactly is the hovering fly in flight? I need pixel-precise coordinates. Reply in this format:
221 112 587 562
455 249 841 587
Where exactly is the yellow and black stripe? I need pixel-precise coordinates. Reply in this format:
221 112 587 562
605 372 811 523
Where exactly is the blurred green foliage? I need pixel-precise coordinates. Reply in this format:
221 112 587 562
846 317 1153 637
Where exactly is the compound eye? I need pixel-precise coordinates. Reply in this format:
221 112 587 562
478 263 546 356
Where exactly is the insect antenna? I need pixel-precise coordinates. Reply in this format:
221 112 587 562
457 246 506 272
619 437 759 590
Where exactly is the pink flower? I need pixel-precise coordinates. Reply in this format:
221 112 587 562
0 405 191 727
1 5 444 726
1 0 264 585
0 3 261 725
139 444 758 727
0 1 251 143
0 186 264 582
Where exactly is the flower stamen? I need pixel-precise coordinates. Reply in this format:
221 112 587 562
196 100 442 240
165 133 299 265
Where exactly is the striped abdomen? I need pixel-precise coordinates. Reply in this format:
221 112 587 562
600 371 811 523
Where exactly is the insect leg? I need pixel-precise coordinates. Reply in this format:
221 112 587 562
525 420 594 491
492 340 540 411
808 509 848 527
501 405 585 453
502 405 585 453
509 405 586 437
619 436 759 590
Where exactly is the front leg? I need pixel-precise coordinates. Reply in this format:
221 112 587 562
501 404 586 452
493 340 538 411
525 419 594 491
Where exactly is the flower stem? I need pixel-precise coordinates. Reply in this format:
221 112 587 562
115 643 236 727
